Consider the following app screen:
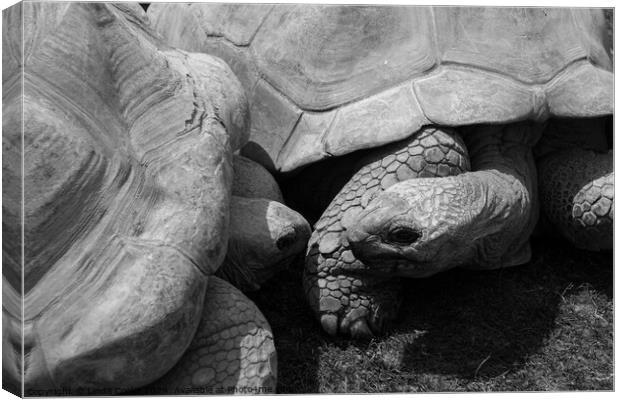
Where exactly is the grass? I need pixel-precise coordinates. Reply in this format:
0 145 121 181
248 236 613 393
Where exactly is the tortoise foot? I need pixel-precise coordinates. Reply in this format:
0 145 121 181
143 277 277 395
303 270 402 338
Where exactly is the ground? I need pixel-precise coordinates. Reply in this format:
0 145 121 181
248 236 613 393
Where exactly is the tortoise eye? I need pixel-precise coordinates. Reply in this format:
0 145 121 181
387 227 421 245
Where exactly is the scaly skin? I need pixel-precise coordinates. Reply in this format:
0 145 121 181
538 148 613 251
143 277 277 395
304 127 470 338
347 123 541 295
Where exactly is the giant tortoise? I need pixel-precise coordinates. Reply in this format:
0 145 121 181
1 2 314 393
149 5 613 339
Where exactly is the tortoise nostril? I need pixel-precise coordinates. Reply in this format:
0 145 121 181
276 230 297 250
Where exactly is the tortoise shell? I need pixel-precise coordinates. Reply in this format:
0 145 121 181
149 5 613 172
3 2 248 390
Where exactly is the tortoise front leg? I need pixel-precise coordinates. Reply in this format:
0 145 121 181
143 277 277 394
304 127 470 338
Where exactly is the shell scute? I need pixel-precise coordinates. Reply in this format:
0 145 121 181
435 7 601 84
277 110 335 172
414 67 535 125
546 63 614 117
322 82 427 158
252 5 436 110
194 4 273 46
241 80 302 171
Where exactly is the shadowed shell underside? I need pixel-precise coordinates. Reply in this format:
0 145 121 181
149 5 613 172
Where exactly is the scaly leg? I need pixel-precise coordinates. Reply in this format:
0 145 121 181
145 277 277 395
304 127 470 338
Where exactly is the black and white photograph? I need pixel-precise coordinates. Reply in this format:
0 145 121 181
1 0 615 396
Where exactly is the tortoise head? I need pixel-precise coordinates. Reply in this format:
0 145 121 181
345 177 480 277
221 197 311 291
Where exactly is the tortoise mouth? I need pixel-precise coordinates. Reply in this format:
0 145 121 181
356 257 438 278
349 241 438 278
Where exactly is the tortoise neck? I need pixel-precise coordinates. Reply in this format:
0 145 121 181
461 123 542 268
463 122 543 172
